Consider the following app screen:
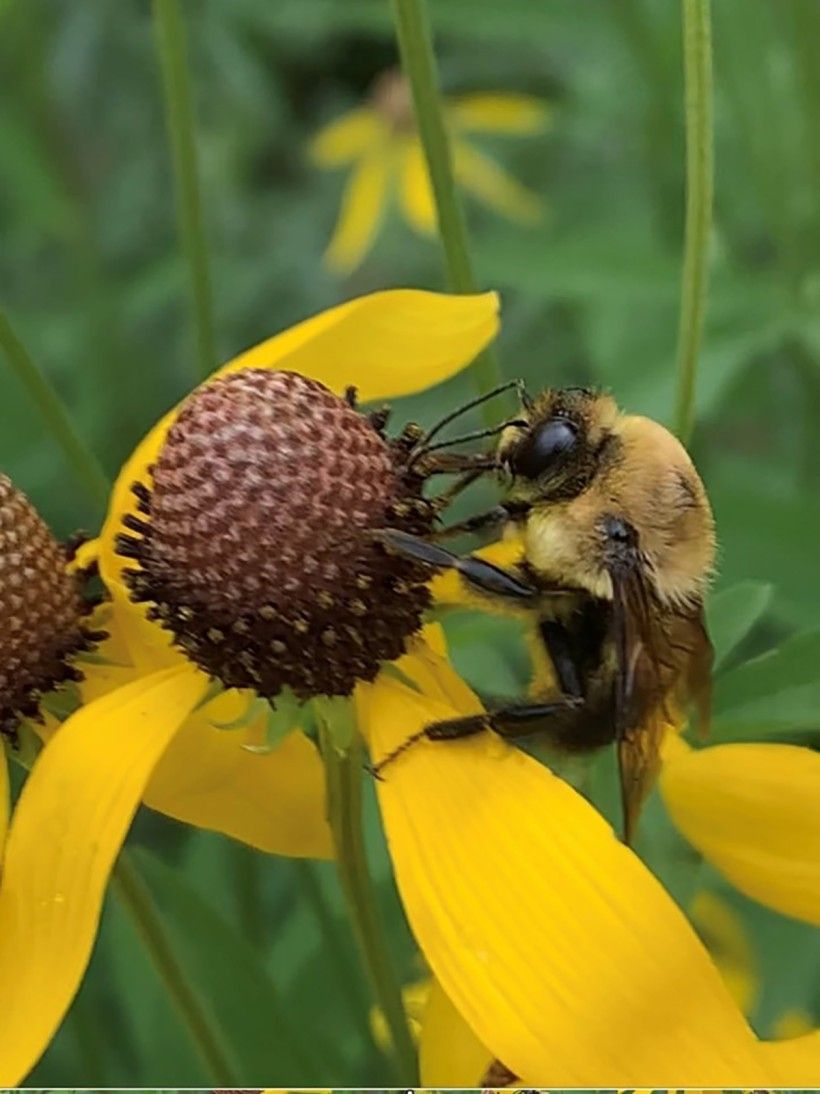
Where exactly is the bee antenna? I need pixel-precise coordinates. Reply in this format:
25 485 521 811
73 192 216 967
415 378 529 452
408 418 527 470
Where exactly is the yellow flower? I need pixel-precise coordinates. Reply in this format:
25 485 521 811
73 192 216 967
311 71 549 272
0 287 499 1086
361 649 820 1084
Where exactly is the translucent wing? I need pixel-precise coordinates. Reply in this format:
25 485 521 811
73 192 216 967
608 542 713 844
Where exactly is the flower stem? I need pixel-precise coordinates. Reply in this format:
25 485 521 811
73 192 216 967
153 0 217 381
322 729 418 1084
112 850 235 1084
0 308 109 511
391 0 502 417
673 0 714 444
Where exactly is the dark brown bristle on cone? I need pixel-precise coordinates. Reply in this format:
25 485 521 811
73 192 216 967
117 368 436 700
0 475 100 738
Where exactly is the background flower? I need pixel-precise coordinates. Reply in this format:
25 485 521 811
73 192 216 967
311 71 549 272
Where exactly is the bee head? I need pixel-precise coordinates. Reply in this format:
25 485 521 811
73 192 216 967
498 387 619 501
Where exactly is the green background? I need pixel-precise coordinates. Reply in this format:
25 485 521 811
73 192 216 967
1 0 818 1086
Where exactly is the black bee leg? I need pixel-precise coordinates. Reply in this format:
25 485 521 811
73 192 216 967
537 619 585 700
430 699 579 740
431 505 509 540
375 528 537 600
370 697 581 777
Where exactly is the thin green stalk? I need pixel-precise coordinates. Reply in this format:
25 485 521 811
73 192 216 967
153 0 216 381
322 731 418 1084
673 0 714 444
391 0 502 417
0 308 109 510
112 851 235 1084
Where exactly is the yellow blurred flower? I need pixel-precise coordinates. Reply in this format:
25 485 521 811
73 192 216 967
0 287 500 1086
310 70 549 272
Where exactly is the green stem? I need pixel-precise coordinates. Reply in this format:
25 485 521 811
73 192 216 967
673 0 714 444
322 730 418 1084
391 0 502 417
153 0 217 381
0 308 109 510
111 851 235 1084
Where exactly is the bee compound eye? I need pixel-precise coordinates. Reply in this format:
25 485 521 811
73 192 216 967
510 418 578 480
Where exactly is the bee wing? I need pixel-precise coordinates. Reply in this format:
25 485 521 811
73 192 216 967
608 547 713 845
609 561 665 845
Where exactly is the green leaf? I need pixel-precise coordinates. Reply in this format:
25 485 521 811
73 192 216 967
711 630 820 740
707 580 773 668
131 846 316 1083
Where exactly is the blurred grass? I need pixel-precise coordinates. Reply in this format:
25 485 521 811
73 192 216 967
1 0 818 1084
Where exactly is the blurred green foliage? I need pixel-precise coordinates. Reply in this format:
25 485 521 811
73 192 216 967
1 0 819 1085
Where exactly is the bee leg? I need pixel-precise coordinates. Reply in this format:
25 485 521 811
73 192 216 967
537 619 585 699
370 698 581 777
375 528 537 600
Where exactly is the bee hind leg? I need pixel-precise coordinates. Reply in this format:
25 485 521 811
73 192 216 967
370 698 583 777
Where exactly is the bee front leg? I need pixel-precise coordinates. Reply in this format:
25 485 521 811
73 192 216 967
374 528 537 600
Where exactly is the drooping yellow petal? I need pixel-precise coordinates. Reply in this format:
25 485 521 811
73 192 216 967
0 664 206 1085
361 666 770 1085
309 107 385 166
454 138 543 224
399 139 437 234
689 890 758 1015
661 741 820 925
449 92 551 135
144 696 333 859
761 1028 820 1083
323 148 391 273
419 977 493 1086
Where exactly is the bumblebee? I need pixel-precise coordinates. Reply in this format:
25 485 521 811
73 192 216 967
375 385 716 842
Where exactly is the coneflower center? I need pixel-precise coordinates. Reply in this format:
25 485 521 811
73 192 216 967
0 475 99 738
117 369 436 701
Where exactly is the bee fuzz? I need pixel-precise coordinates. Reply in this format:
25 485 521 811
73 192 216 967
117 368 435 700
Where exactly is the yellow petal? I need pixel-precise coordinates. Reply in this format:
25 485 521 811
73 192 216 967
66 535 99 574
661 742 820 925
323 148 391 273
309 107 385 166
399 139 437 234
689 890 758 1015
0 664 205 1085
761 1028 820 1083
144 698 333 859
420 977 493 1086
361 666 769 1084
449 92 551 135
454 139 543 224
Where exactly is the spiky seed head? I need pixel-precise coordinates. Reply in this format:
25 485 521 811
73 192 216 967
118 369 434 700
0 475 94 736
